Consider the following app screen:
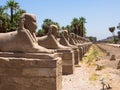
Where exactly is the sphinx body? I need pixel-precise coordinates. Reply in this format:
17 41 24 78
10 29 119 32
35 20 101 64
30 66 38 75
37 24 70 49
0 13 52 53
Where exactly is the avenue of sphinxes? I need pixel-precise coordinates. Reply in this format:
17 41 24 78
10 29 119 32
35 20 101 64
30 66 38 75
1 0 120 90
0 13 92 90
0 13 63 90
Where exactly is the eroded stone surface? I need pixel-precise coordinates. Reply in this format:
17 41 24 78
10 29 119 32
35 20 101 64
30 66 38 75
0 13 53 53
0 57 62 90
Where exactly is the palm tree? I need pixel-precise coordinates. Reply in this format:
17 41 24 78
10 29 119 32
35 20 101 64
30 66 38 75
37 29 44 36
13 9 26 29
64 25 71 33
71 17 86 36
71 18 79 34
6 0 19 26
78 17 86 37
42 19 53 34
0 6 10 32
109 27 115 43
0 6 5 15
42 19 60 34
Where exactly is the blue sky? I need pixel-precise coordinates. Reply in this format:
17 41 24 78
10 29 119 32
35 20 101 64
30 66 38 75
1 0 120 40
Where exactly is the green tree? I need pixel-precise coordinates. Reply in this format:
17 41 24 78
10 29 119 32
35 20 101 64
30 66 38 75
64 25 71 33
78 17 86 36
42 18 60 34
6 0 19 28
71 17 86 37
13 9 26 29
42 19 53 34
0 6 6 15
109 27 115 43
71 17 79 34
0 6 10 32
37 29 44 36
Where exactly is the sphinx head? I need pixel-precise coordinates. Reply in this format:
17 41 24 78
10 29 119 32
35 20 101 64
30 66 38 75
49 24 58 39
61 30 69 39
70 33 75 39
21 13 37 33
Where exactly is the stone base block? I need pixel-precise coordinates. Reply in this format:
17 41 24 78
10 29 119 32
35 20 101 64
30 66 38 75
62 65 74 74
57 49 74 74
0 53 62 90
78 47 83 60
74 49 80 65
117 60 120 69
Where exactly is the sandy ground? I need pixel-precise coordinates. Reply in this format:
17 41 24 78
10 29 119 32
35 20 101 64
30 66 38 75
62 44 120 90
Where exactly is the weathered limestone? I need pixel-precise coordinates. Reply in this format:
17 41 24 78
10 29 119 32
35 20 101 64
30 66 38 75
59 30 80 65
70 33 92 60
70 33 84 60
117 60 120 69
0 53 62 90
37 25 75 74
110 55 116 61
69 33 83 60
0 13 62 90
0 13 53 53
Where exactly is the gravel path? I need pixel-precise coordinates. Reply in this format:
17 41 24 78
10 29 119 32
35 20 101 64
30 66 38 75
62 65 102 90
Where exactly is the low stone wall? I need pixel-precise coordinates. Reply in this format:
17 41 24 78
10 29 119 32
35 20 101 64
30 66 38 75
0 54 62 90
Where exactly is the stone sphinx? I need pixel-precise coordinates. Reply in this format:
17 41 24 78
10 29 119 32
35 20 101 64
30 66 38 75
70 33 78 44
59 30 80 65
59 30 71 46
37 25 75 74
0 13 62 90
0 13 52 53
38 24 69 49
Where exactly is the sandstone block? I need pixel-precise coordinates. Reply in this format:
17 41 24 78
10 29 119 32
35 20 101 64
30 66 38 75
0 56 62 90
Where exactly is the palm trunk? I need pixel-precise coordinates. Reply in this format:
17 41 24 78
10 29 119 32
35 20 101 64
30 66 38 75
78 26 81 36
10 7 13 25
74 24 78 35
81 23 84 37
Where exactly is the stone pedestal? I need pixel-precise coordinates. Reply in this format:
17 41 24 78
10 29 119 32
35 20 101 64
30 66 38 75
0 52 62 90
57 49 74 74
117 60 120 69
78 46 84 60
73 48 80 65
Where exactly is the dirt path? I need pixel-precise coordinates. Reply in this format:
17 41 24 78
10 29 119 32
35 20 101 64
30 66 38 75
62 44 120 90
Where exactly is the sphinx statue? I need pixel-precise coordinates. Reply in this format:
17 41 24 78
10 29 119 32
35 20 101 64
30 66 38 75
70 33 78 44
59 30 81 65
0 13 53 53
37 24 69 49
59 30 71 46
59 30 78 48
